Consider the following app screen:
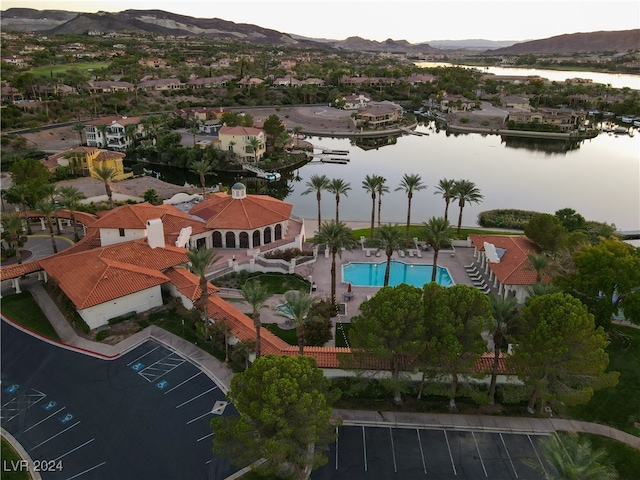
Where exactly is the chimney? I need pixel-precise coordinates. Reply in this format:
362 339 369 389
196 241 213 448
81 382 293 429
146 218 165 249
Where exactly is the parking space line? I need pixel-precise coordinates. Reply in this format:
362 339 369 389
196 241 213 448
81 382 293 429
528 434 547 476
443 430 457 476
388 427 397 473
64 461 106 480
362 426 368 472
187 411 212 425
416 429 427 474
197 432 214 442
53 438 95 462
472 431 488 477
139 354 185 382
2 390 47 421
32 421 80 449
500 433 519 478
164 371 202 394
23 407 65 433
335 427 339 469
126 345 160 366
175 387 217 408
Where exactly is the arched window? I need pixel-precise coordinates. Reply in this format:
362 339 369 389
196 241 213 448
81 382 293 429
212 231 222 248
225 231 236 248
274 223 283 241
239 232 249 249
263 226 272 244
252 230 261 247
196 237 206 249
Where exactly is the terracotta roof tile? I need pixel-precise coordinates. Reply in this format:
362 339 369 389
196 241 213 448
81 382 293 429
164 267 219 301
469 234 543 285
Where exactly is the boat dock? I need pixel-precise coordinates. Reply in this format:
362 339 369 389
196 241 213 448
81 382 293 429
241 163 281 181
399 127 428 136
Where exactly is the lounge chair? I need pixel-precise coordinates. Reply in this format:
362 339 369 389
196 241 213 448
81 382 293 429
409 250 415 258
474 280 488 288
480 286 491 294
399 250 405 258
365 249 371 257
464 263 475 269
465 265 479 273
375 250 381 257
416 250 423 258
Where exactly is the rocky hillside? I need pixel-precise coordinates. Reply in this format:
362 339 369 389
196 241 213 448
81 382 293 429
489 29 640 54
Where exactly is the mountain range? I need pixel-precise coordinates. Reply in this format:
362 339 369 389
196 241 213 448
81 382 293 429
2 8 638 54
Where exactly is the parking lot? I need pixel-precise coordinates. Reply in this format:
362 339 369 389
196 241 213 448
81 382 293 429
312 425 548 479
1 320 236 480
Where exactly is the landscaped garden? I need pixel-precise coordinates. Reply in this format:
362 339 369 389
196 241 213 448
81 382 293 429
213 271 311 294
1 292 61 341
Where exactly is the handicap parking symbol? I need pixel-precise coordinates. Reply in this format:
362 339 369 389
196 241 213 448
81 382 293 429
131 362 145 371
4 384 19 394
44 401 57 411
156 380 169 390
59 413 74 424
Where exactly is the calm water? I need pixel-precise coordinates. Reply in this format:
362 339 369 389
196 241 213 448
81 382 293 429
342 260 454 288
289 125 640 231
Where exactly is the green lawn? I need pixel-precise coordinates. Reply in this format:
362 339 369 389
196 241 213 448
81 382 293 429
568 325 640 436
1 438 30 480
1 292 61 341
29 62 110 76
263 323 298 345
243 273 310 295
350 226 520 242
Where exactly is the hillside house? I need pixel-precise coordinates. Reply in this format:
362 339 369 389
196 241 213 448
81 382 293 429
217 126 266 162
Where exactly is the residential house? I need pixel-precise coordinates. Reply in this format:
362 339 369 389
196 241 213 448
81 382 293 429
1 84 24 103
42 146 133 181
217 126 266 162
237 76 264 89
189 183 304 251
501 95 531 111
138 78 185 92
36 84 74 97
84 116 143 151
440 94 476 113
138 57 168 69
340 94 371 110
186 75 234 89
506 107 586 132
354 101 403 128
274 75 302 87
84 80 135 94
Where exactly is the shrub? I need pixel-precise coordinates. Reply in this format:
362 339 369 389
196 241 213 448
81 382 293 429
96 330 110 341
459 116 470 124
477 209 541 230
108 311 137 325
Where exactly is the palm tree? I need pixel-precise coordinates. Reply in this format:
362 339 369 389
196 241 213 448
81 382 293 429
313 220 357 308
293 126 303 148
96 124 109 148
373 225 405 287
40 184 62 234
525 433 618 480
526 253 553 283
124 123 138 148
362 174 382 239
421 217 453 282
326 178 351 224
72 121 85 146
247 137 262 162
487 296 518 404
276 290 317 356
1 214 27 264
35 200 58 254
395 173 427 248
189 159 217 198
434 178 457 221
186 247 222 320
240 281 271 359
6 184 33 234
92 165 117 209
301 174 330 235
275 131 290 155
453 179 483 236
375 176 390 228
59 186 86 242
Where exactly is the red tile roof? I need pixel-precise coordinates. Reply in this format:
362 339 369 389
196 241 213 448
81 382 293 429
219 125 263 136
164 267 219 301
189 192 292 230
469 234 542 285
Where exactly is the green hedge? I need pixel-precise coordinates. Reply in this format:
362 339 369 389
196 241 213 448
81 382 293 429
477 209 541 229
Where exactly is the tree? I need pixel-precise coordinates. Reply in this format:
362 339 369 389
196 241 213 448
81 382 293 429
375 176 390 228
453 179 483 236
433 178 457 222
301 174 330 235
186 247 222 320
487 296 518 404
526 252 554 283
35 199 58 254
509 293 619 414
525 433 618 480
5 184 34 234
58 186 86 242
524 213 568 252
555 207 586 232
263 114 286 147
421 216 453 282
92 165 117 209
240 281 271 359
326 178 351 224
313 220 357 309
72 122 85 146
554 239 640 327
276 290 318 356
1 214 27 264
189 159 216 198
395 173 426 247
348 284 426 404
40 183 62 234
142 188 162 206
247 136 262 162
361 174 382 239
421 283 491 410
211 355 339 480
373 224 405 287
96 124 109 148
9 158 50 196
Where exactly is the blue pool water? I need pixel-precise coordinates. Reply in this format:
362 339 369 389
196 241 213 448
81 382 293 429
342 261 454 288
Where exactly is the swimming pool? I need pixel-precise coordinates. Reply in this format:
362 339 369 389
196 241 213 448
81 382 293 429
342 261 454 288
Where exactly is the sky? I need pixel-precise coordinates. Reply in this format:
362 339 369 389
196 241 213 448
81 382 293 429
3 0 639 43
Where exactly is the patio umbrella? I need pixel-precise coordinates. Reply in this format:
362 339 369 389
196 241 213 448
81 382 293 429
347 283 352 293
